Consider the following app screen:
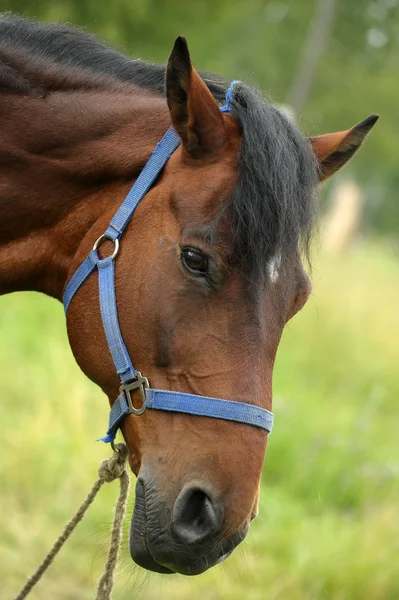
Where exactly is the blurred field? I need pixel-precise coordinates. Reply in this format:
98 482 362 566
0 243 398 600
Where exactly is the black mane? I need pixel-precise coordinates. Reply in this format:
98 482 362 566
0 13 318 278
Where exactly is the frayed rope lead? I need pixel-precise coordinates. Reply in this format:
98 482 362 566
13 443 130 600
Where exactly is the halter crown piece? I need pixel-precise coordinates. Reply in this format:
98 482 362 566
63 81 274 443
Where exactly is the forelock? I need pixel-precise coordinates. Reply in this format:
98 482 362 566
226 83 319 281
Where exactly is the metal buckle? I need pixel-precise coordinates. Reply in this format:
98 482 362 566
120 371 149 416
93 234 119 260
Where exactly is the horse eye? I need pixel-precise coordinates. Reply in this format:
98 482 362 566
181 247 208 275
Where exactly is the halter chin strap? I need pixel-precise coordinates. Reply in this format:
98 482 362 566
63 81 274 443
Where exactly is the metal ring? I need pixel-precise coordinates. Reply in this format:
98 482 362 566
93 234 119 260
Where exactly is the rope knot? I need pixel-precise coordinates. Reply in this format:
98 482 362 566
98 443 128 483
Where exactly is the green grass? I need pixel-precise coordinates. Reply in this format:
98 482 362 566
1 243 398 600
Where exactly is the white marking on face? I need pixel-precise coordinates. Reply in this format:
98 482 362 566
268 254 281 282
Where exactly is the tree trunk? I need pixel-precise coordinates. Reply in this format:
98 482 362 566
286 0 338 116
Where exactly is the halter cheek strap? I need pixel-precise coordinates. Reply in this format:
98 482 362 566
63 81 274 443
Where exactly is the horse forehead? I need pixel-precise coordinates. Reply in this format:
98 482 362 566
164 149 239 221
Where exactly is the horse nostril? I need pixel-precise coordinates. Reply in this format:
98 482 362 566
171 486 223 546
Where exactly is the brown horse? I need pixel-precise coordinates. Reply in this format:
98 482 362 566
0 15 377 576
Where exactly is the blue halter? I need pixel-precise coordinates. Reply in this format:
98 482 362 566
63 81 274 443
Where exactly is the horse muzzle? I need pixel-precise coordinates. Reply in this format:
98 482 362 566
129 475 248 575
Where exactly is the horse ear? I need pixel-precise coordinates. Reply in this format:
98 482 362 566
309 115 379 181
166 36 226 156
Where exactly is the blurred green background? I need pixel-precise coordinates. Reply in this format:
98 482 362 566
0 1 398 599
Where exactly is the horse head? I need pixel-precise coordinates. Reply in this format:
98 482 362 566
0 16 377 576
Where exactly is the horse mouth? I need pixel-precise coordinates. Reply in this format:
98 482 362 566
129 518 236 575
129 481 174 574
129 500 217 575
129 478 247 575
129 526 175 574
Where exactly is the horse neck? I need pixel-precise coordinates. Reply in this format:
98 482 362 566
0 87 170 299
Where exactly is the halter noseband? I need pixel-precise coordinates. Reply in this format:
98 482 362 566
63 81 274 443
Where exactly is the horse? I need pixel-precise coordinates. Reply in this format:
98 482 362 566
0 14 377 576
